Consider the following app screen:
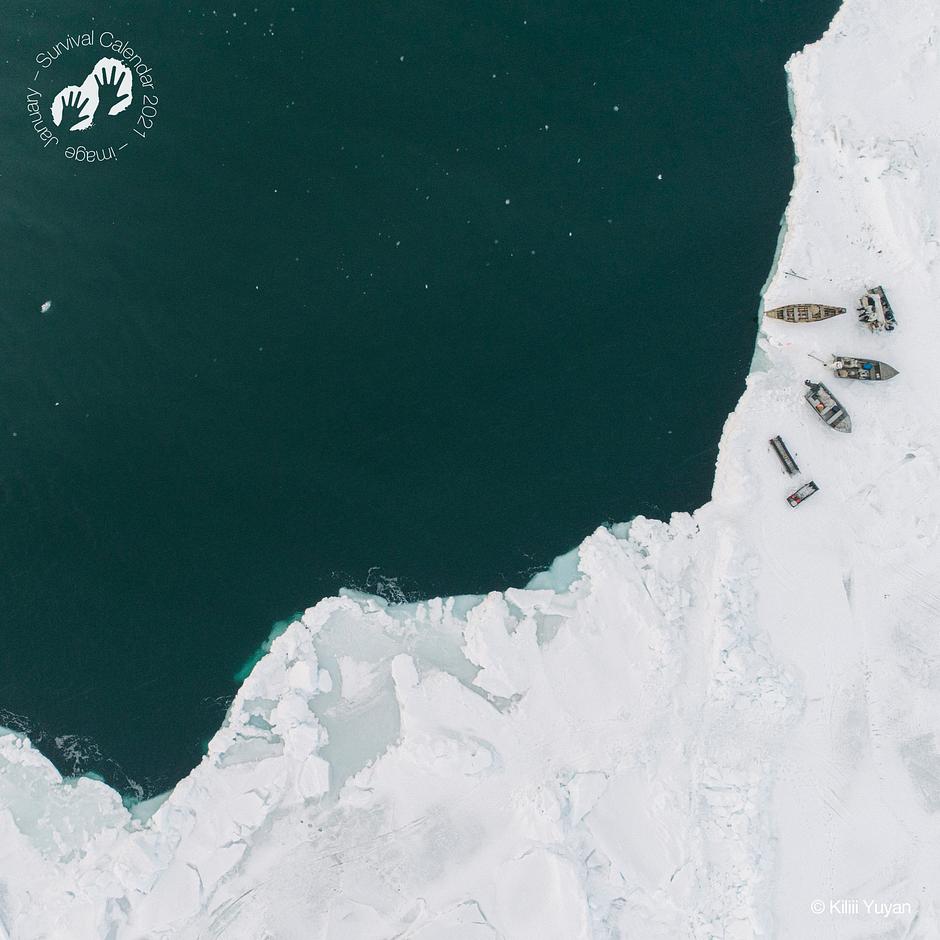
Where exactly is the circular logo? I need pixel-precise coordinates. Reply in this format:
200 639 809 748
26 29 158 164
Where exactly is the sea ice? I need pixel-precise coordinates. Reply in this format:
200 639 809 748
2 0 940 936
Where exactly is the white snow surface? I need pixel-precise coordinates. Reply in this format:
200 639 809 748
4 1 940 936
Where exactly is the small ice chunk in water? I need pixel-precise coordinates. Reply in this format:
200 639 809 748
40 300 52 313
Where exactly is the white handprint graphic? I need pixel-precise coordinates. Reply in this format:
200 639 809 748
51 57 133 132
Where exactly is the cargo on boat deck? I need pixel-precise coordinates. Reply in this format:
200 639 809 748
788 480 819 507
804 380 852 432
857 285 898 332
828 354 899 381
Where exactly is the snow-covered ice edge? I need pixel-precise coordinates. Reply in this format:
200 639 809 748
4 0 940 936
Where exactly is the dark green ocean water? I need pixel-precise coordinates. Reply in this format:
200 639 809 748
0 1 839 796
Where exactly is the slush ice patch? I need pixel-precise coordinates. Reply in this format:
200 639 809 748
233 615 299 682
525 544 582 593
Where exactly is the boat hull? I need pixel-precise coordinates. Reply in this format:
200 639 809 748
788 480 819 507
804 380 852 432
766 303 846 323
857 285 898 332
830 355 899 381
770 436 800 476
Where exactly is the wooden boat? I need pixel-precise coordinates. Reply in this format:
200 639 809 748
765 303 845 323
